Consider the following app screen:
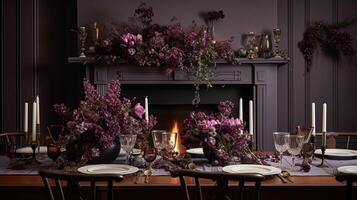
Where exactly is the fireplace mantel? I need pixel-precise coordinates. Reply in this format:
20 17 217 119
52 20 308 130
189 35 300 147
68 57 288 150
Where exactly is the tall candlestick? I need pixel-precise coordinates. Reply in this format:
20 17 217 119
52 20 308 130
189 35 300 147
311 102 315 136
239 98 243 134
32 102 37 142
249 100 254 135
322 103 327 133
24 102 28 133
36 96 40 125
322 103 327 146
145 96 149 124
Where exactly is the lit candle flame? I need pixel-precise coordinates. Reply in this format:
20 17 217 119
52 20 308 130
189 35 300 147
171 121 180 154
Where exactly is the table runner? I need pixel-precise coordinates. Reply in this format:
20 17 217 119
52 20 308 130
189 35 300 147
0 155 356 176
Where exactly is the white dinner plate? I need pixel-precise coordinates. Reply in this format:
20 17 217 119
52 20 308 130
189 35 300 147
186 148 204 155
222 164 281 176
315 149 357 160
78 164 139 175
337 166 357 174
16 146 47 154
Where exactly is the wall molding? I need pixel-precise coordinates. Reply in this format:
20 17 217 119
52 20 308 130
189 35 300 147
287 0 294 131
304 0 311 126
15 0 21 130
332 0 339 131
0 0 3 132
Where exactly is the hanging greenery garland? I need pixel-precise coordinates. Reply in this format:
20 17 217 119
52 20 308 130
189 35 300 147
298 18 356 70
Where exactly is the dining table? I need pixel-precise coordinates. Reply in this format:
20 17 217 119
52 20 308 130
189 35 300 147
0 152 356 200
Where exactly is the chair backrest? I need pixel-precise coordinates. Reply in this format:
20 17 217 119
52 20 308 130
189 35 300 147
335 172 357 200
39 168 123 200
325 132 357 149
0 132 27 155
47 125 64 143
171 169 264 200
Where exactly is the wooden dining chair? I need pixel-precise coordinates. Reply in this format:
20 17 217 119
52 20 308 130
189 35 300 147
335 172 357 200
324 132 357 149
46 124 64 143
39 168 123 200
0 132 27 155
171 169 265 200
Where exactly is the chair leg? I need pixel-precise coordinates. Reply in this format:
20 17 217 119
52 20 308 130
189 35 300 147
194 177 203 200
55 179 65 200
179 176 190 200
237 181 244 200
254 181 261 200
346 180 353 200
42 177 55 200
107 180 113 200
91 181 96 200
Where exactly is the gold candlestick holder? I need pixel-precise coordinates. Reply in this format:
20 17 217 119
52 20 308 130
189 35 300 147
317 132 326 167
272 28 281 58
30 142 42 165
79 26 88 58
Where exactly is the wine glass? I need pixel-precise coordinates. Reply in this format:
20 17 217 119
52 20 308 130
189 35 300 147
119 134 137 164
143 146 157 183
152 130 166 152
47 143 61 162
273 132 289 166
285 135 305 171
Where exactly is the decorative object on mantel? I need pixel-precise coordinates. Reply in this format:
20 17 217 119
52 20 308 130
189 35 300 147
201 10 225 39
298 19 356 70
259 32 273 58
53 80 157 167
272 28 282 58
94 3 238 105
181 100 261 165
243 32 259 59
78 26 88 58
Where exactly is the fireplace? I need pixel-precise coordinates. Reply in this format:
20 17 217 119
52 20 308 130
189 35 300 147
69 57 288 150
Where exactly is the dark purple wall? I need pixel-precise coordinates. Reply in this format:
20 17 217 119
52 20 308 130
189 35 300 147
1 0 357 145
0 0 76 132
77 0 357 134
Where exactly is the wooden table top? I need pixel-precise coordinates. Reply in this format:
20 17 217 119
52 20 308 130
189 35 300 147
0 174 344 188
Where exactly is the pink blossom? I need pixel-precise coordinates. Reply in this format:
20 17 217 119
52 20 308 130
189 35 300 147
134 103 145 118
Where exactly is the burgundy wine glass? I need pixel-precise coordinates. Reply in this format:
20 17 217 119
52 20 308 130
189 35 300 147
47 144 61 161
144 147 157 166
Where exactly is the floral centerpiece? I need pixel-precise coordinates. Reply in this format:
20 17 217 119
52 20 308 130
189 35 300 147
54 80 156 165
181 100 260 165
96 3 238 105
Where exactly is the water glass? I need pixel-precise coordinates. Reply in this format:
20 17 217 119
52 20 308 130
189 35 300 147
273 132 289 166
152 130 177 157
285 135 305 171
120 134 137 164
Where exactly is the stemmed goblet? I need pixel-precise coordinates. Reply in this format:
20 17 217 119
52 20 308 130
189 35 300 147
273 132 289 167
143 146 157 183
285 135 305 171
119 134 137 164
152 130 177 158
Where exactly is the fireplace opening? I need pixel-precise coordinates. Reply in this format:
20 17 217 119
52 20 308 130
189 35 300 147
121 84 254 152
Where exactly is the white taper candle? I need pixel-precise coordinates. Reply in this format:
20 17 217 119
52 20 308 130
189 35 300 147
322 103 327 146
24 102 28 133
249 100 254 135
145 96 149 124
32 102 37 142
36 96 40 125
311 102 315 136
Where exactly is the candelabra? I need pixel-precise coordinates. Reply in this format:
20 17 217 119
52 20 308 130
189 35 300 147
317 132 326 167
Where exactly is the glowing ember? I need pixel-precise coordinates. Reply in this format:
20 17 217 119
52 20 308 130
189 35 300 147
171 121 180 153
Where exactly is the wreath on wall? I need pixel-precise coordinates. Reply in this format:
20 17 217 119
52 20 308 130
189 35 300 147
298 18 356 70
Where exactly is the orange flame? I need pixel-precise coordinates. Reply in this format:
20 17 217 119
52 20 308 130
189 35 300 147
171 121 180 154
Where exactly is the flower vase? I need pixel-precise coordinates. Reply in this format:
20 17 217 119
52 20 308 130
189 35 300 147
203 145 218 163
89 141 121 164
208 20 215 39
